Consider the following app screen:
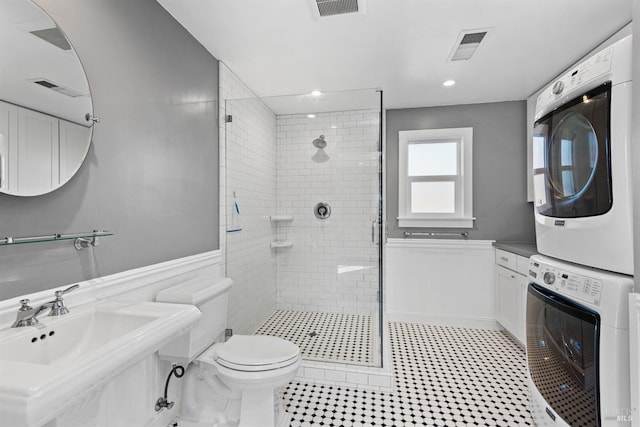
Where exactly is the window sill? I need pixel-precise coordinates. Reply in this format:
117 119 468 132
397 217 475 229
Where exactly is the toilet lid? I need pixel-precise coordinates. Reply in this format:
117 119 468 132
215 335 300 371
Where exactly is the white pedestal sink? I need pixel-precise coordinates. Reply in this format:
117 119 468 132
0 300 201 427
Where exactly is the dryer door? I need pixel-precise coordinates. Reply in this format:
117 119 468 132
533 82 611 218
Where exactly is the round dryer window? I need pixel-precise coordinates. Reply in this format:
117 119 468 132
547 112 598 200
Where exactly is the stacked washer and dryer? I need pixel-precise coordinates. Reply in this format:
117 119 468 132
527 34 635 426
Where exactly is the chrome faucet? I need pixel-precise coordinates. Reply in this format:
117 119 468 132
11 284 80 328
48 284 80 316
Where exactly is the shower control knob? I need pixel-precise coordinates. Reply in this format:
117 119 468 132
314 202 331 220
543 272 556 285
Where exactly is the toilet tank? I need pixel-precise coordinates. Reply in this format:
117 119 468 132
156 276 233 364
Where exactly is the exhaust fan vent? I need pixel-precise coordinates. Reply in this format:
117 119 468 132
31 79 84 98
448 29 490 61
30 27 71 51
316 0 358 16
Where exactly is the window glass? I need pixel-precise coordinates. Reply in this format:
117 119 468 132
398 127 473 228
408 142 457 176
532 135 546 170
561 139 573 167
411 181 455 213
549 112 598 198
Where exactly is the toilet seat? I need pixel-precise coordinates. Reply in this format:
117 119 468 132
200 335 300 372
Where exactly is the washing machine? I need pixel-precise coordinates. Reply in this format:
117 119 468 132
532 34 633 275
526 255 633 426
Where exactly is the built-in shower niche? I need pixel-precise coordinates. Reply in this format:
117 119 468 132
270 215 293 249
223 88 383 368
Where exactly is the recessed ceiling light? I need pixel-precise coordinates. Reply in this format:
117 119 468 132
307 114 316 118
443 80 456 87
310 90 322 96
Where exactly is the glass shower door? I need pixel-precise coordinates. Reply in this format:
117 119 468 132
224 88 383 367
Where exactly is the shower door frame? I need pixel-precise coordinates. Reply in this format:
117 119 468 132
222 88 385 368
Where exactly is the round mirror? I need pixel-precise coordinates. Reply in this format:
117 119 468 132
0 0 93 196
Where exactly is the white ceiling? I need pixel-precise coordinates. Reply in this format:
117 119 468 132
156 0 631 110
1 0 91 124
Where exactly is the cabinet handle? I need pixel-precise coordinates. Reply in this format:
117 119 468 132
500 256 509 262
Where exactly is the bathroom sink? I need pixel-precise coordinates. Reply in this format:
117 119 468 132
0 300 201 427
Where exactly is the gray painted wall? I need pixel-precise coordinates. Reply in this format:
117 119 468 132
0 0 219 300
386 101 535 241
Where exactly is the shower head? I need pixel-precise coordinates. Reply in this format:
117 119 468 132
313 135 327 149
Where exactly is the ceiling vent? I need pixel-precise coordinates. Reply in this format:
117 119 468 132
314 0 362 17
447 29 492 61
30 27 71 51
31 79 84 97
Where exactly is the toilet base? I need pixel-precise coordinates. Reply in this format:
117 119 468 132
238 387 290 427
179 363 292 427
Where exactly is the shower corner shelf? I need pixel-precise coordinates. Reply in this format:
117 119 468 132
270 215 294 223
270 241 293 249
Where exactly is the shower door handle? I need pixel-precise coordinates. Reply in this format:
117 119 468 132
371 218 382 244
371 219 376 243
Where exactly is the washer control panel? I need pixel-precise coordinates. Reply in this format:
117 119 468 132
532 263 603 306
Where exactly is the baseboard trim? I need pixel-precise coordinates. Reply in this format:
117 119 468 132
386 311 501 330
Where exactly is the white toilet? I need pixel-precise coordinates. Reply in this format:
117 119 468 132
156 276 301 427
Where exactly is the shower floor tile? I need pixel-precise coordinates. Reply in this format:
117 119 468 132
284 322 533 426
255 310 376 365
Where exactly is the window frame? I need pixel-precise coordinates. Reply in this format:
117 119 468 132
398 127 474 228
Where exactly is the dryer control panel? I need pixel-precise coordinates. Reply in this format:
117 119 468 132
529 261 603 306
535 44 614 119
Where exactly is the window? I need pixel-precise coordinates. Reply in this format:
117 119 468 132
398 127 474 228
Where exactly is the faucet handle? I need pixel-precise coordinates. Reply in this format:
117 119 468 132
54 284 79 299
49 284 79 316
19 299 32 311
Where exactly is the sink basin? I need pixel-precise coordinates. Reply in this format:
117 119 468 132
0 300 201 427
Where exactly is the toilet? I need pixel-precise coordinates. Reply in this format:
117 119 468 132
156 276 301 427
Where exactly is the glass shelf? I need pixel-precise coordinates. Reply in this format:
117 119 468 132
0 230 113 246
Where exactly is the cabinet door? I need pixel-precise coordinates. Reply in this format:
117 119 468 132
517 274 528 346
495 265 519 336
59 120 90 183
0 101 18 192
629 293 640 427
17 107 59 195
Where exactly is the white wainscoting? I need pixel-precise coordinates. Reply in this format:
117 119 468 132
385 238 499 329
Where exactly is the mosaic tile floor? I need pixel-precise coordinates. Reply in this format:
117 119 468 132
255 310 376 365
283 322 533 426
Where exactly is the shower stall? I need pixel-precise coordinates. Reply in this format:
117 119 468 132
223 88 383 367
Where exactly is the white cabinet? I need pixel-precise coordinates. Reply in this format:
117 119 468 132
630 294 640 427
495 248 530 346
517 274 528 344
0 100 89 195
496 265 519 335
59 120 90 183
17 107 59 195
0 101 17 192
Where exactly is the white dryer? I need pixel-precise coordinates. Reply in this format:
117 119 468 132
532 34 633 275
526 255 633 426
